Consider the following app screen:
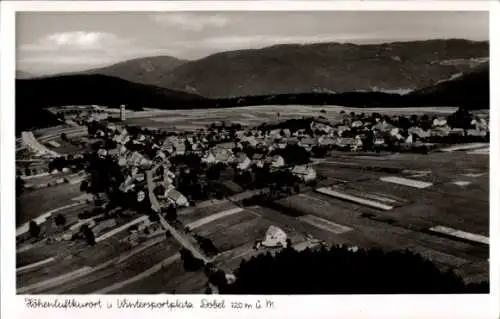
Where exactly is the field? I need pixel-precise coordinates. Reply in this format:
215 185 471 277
17 234 182 294
17 183 85 226
118 105 463 130
271 149 489 281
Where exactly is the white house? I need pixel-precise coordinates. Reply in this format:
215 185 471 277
136 190 146 202
405 134 414 145
351 120 363 128
236 154 252 171
270 155 285 169
291 165 317 182
433 118 448 127
260 226 288 248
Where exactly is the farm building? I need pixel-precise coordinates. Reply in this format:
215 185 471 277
291 165 317 182
260 226 288 248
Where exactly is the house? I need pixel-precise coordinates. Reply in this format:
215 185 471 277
97 149 107 158
336 125 350 137
449 128 465 136
299 138 318 151
236 153 252 171
119 176 135 193
136 190 146 202
351 120 363 128
259 226 288 248
201 151 217 164
214 149 235 163
135 173 145 182
311 122 333 134
165 186 189 207
270 155 285 169
372 120 392 132
405 134 414 145
318 136 336 146
373 136 386 146
252 153 265 168
292 165 317 182
216 142 235 150
466 129 487 137
242 136 258 147
408 127 431 139
433 118 448 127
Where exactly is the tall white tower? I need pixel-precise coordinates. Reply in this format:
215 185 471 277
120 104 126 121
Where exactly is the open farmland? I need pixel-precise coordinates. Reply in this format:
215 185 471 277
54 238 179 294
16 183 86 226
113 258 206 294
18 236 181 294
264 149 489 281
118 105 462 130
178 200 240 225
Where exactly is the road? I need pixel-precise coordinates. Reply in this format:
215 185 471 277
146 164 209 263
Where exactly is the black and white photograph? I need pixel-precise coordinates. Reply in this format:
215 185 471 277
12 9 491 296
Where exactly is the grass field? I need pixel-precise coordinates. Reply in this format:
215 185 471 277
17 183 84 226
178 200 240 225
55 239 180 294
113 259 207 294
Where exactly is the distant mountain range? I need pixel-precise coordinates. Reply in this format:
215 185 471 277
156 39 489 97
75 55 188 84
16 39 489 133
18 39 488 98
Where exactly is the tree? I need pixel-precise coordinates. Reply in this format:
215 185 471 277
82 226 96 246
204 284 213 294
166 205 178 222
16 177 25 197
220 245 488 294
29 220 41 238
54 214 67 227
180 248 204 271
80 181 89 192
60 133 68 141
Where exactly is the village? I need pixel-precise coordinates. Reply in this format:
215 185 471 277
15 104 490 294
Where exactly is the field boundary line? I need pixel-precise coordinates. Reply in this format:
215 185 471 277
16 257 56 274
187 207 245 230
16 202 87 237
92 253 181 294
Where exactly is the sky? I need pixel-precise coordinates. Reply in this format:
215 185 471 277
16 11 489 75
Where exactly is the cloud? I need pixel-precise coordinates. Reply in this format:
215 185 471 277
150 13 228 32
17 31 176 75
20 31 132 52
